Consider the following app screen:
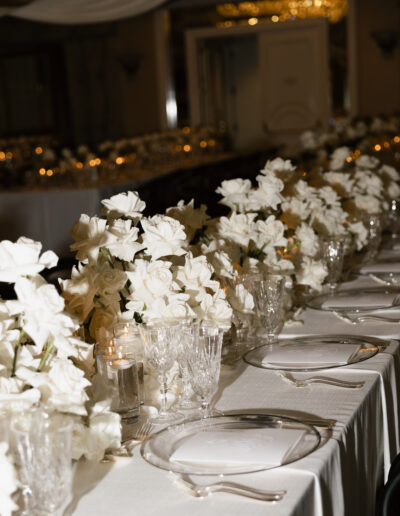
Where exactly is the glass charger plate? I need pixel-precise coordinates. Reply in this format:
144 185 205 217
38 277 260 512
140 413 320 476
243 335 380 372
306 287 400 312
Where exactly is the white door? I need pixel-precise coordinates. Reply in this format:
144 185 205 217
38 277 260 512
258 18 330 153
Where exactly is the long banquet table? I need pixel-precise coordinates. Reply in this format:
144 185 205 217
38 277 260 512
68 262 400 516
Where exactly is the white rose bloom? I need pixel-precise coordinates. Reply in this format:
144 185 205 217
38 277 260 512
7 276 78 355
296 257 327 290
208 250 236 280
217 213 257 247
388 181 400 199
17 358 90 415
311 206 347 236
141 293 194 322
281 197 311 220
354 194 382 214
329 146 351 170
379 164 400 181
354 170 384 197
106 219 144 261
318 186 342 207
70 214 114 263
82 402 121 461
255 216 287 248
0 388 41 412
195 289 232 327
101 191 146 222
0 329 36 371
215 178 252 212
175 254 218 292
60 263 98 322
355 155 380 170
294 180 317 200
0 442 19 516
251 171 285 210
323 172 354 194
0 237 58 282
260 157 295 175
347 221 368 250
227 283 254 314
166 199 209 241
126 259 176 306
141 215 187 260
295 223 319 257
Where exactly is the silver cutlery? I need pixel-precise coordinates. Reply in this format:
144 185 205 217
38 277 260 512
280 371 365 389
170 473 286 501
333 311 400 324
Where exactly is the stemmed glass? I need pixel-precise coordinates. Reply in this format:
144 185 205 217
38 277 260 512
10 409 72 516
139 321 182 424
186 322 224 419
319 237 345 291
252 275 286 344
175 318 201 413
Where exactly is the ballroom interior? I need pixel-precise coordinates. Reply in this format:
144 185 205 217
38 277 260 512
0 0 399 258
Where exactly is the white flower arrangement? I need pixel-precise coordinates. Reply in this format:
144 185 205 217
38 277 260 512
63 191 232 407
0 237 123 512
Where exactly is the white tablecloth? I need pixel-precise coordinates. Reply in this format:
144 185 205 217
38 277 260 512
68 253 400 516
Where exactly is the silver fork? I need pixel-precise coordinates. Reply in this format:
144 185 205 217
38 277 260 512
333 311 400 324
170 473 286 502
133 419 155 441
280 371 365 389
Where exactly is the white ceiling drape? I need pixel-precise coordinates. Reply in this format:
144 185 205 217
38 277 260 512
0 0 168 24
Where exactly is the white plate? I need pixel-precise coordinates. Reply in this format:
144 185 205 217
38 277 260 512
306 287 400 313
243 336 380 372
140 413 320 476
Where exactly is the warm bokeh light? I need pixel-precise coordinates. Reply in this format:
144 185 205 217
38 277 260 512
248 17 258 25
200 140 208 148
39 168 46 175
115 157 125 165
46 169 53 176
374 144 382 152
76 162 83 169
0 152 5 161
35 146 43 155
183 144 191 152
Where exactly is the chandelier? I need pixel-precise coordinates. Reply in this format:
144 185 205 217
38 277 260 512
217 1 347 24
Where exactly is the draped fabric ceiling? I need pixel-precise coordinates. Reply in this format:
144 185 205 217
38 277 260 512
0 0 168 24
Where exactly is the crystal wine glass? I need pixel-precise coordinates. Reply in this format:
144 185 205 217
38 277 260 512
139 321 182 424
252 275 286 344
175 318 201 413
186 322 224 418
11 409 72 516
319 237 345 291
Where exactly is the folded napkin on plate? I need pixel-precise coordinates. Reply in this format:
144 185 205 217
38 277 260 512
360 263 400 274
262 342 360 368
170 427 306 467
321 292 398 309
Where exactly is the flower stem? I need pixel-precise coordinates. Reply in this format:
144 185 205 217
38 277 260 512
37 343 55 372
100 247 115 269
11 329 25 377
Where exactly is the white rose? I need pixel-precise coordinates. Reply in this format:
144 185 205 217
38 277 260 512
260 157 295 174
347 221 368 251
281 197 311 221
175 254 217 291
0 237 58 282
388 181 400 199
355 155 379 170
141 215 187 260
252 171 285 210
70 214 115 263
329 146 351 170
166 199 209 240
254 216 287 248
323 171 354 194
354 194 382 214
217 213 257 247
101 191 146 222
216 178 252 212
126 259 175 305
379 164 400 181
106 219 145 261
295 223 319 257
296 257 327 290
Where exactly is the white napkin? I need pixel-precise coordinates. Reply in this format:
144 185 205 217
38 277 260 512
360 263 400 274
170 427 306 467
262 342 360 368
321 292 398 309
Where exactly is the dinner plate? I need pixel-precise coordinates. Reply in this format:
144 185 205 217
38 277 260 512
243 335 380 372
306 287 400 312
140 413 320 476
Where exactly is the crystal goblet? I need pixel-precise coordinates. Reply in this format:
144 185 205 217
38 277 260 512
319 237 345 291
253 275 286 344
175 318 201 413
11 410 72 516
186 322 224 418
139 321 182 424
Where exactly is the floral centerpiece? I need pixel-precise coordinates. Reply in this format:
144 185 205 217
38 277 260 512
0 237 122 512
61 191 232 404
